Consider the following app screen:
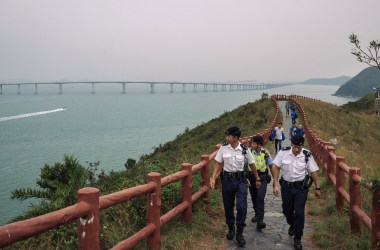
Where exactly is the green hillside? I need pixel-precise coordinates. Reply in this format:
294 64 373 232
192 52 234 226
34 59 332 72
335 66 380 97
6 94 380 250
7 97 277 249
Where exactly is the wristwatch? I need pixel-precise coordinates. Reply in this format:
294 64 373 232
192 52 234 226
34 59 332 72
315 187 321 191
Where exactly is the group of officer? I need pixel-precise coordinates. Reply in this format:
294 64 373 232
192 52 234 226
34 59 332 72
210 126 321 250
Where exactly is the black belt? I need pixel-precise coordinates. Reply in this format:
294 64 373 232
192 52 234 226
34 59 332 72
282 179 305 188
247 171 266 175
223 171 245 178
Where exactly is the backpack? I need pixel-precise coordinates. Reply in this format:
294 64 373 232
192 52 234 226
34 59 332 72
294 113 298 119
269 129 275 141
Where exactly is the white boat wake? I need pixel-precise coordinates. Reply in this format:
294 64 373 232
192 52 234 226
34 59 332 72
0 108 66 122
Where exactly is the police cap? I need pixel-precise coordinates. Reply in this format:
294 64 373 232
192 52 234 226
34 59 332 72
251 135 264 145
291 134 305 146
225 126 241 137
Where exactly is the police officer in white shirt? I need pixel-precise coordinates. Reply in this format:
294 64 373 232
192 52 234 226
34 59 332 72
210 126 260 248
272 135 321 250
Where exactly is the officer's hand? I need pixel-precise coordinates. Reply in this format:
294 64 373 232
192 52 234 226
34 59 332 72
315 190 321 198
273 184 280 197
255 180 261 189
247 178 251 187
210 178 215 189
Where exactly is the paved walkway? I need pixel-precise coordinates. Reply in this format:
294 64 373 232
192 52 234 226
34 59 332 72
225 101 315 250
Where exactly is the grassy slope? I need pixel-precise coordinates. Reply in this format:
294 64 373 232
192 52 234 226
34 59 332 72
8 98 276 249
297 97 380 249
9 95 380 250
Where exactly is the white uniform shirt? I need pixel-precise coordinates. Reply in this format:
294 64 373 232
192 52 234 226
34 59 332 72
273 147 319 182
215 143 255 172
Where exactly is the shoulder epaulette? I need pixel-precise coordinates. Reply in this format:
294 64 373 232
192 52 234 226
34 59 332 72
282 147 291 151
261 148 270 155
302 149 311 155
240 144 248 155
302 149 311 163
222 141 229 146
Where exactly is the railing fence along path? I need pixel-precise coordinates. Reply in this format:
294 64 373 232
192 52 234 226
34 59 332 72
272 94 380 249
0 96 280 249
2 95 378 249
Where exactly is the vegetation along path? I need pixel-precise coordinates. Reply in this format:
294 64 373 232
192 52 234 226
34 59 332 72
224 101 318 250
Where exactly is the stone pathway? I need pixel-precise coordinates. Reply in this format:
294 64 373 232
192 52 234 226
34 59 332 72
224 101 316 250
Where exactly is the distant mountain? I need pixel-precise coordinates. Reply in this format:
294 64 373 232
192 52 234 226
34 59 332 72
300 75 351 86
334 67 380 97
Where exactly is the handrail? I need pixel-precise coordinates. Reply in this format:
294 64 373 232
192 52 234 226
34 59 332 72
0 97 279 249
272 94 380 249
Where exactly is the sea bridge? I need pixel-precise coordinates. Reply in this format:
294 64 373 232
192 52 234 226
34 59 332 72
0 81 277 95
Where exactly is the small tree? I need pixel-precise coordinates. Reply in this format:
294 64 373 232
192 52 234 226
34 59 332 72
10 154 89 221
261 92 269 99
124 158 136 170
349 33 380 69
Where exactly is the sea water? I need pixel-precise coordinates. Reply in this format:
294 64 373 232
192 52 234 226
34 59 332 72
0 83 355 224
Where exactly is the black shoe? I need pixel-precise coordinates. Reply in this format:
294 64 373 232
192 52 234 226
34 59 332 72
226 225 235 240
288 225 294 236
236 232 246 247
294 238 302 250
251 215 258 223
256 222 266 230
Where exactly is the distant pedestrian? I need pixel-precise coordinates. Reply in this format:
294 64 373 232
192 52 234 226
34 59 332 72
289 122 298 140
289 102 296 112
272 135 321 250
297 124 305 137
210 127 261 248
273 122 285 153
291 110 298 124
285 102 290 116
247 135 274 231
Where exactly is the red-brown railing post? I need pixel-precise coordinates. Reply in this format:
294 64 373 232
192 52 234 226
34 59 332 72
372 186 380 249
349 167 361 233
215 144 222 188
181 163 193 223
201 155 211 201
77 187 100 250
336 156 345 212
146 172 161 250
327 146 335 184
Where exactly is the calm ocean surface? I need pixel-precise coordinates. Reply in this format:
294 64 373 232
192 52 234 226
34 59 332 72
0 83 355 224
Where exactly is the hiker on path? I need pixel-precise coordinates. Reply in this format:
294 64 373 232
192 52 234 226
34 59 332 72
291 110 298 124
247 135 274 231
210 126 261 248
273 122 285 153
297 124 305 137
285 102 290 116
289 121 298 141
272 135 321 250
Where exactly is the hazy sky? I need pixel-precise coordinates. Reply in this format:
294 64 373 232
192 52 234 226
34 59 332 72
0 0 379 83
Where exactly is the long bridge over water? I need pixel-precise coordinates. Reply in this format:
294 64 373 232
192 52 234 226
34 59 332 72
0 81 283 95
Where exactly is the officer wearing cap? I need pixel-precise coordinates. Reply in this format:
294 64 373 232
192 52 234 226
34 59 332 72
210 126 261 248
272 134 321 250
247 135 275 231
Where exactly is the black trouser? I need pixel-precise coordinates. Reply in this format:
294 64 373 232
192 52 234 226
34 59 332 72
274 139 282 153
222 174 248 229
280 180 308 240
247 172 268 223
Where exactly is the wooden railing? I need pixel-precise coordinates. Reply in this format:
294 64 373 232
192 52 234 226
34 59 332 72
272 94 380 249
0 96 280 249
0 156 212 249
